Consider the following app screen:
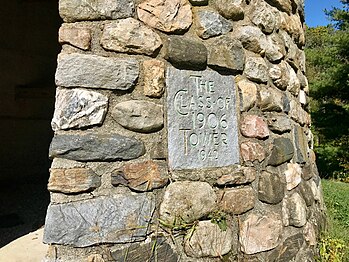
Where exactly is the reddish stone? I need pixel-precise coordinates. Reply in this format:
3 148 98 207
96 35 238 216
219 187 256 215
240 115 270 139
240 141 266 162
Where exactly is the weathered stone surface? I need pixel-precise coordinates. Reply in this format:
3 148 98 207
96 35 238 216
236 26 266 54
51 88 108 131
269 61 290 91
237 79 257 111
166 67 239 169
241 141 266 162
59 0 135 22
268 233 305 262
43 195 155 247
49 133 145 161
100 18 162 56
111 238 178 262
220 187 256 215
48 168 100 194
189 0 208 5
55 53 139 91
250 0 280 34
265 0 292 14
304 222 317 246
111 160 168 192
265 34 286 62
280 13 305 46
299 89 307 105
293 125 308 163
289 99 310 126
302 162 318 181
87 254 104 262
259 86 288 113
165 36 207 69
288 64 301 95
208 36 245 72
216 167 256 186
299 180 315 206
244 57 268 83
58 23 91 50
196 10 232 39
268 137 294 166
240 115 270 139
184 221 233 257
283 192 307 227
214 0 244 20
258 171 285 204
240 212 283 254
284 163 302 190
143 59 165 98
111 100 163 133
267 115 292 133
137 0 192 33
159 181 216 224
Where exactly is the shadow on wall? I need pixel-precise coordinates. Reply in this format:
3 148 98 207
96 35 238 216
0 0 61 247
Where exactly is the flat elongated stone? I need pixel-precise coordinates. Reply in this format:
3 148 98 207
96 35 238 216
184 221 233 257
240 212 283 254
268 137 294 166
49 133 145 161
55 53 139 91
143 60 165 98
58 23 91 50
216 166 256 186
159 181 216 224
51 88 108 131
267 115 292 133
166 67 239 169
59 0 135 22
48 168 101 194
258 171 284 204
112 100 163 133
293 125 308 163
189 0 208 5
43 195 154 247
137 0 192 33
220 187 255 214
196 10 232 39
101 18 162 56
112 160 168 192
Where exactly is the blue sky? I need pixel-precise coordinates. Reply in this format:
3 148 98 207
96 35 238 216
305 0 343 27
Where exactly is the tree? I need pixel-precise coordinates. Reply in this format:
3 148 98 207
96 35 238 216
306 1 349 180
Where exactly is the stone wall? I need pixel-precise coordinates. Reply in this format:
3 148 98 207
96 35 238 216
44 0 326 261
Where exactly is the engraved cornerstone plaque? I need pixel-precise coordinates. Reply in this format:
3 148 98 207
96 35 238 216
167 67 239 170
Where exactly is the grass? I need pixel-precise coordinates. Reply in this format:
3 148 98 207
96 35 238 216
320 179 349 261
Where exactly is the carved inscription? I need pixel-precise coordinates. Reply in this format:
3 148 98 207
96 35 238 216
167 67 239 170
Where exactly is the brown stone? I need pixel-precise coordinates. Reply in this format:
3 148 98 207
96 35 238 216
220 187 256 215
58 23 91 50
112 160 169 192
259 86 285 112
237 79 257 112
48 168 101 194
284 163 302 190
214 0 244 20
101 18 162 56
143 59 165 98
241 141 266 162
87 254 104 262
137 0 192 33
265 0 293 14
216 167 256 186
240 115 269 139
282 192 307 227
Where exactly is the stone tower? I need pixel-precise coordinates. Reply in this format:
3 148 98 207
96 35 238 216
44 0 326 261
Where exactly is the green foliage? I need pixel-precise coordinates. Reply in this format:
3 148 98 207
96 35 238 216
306 1 349 180
208 211 228 231
319 236 347 262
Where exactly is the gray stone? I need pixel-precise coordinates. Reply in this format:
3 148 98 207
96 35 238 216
189 0 208 5
111 238 178 262
55 53 139 91
58 23 91 50
49 133 145 161
259 86 285 112
111 160 169 192
166 67 239 170
111 100 163 133
236 26 266 54
100 18 162 56
241 141 266 162
216 166 256 186
137 0 192 33
284 163 302 190
269 61 290 91
244 57 268 83
258 171 285 204
240 212 283 254
289 100 310 126
159 181 216 225
299 180 315 206
48 168 101 194
237 79 257 111
43 194 155 247
283 193 307 227
250 0 279 34
214 0 244 20
268 137 294 166
293 125 308 164
287 64 301 95
59 0 135 22
208 36 245 72
51 88 108 131
268 233 305 262
303 222 317 246
220 187 256 215
184 221 233 258
302 162 318 181
165 36 207 69
265 34 286 62
196 10 232 39
267 115 292 133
